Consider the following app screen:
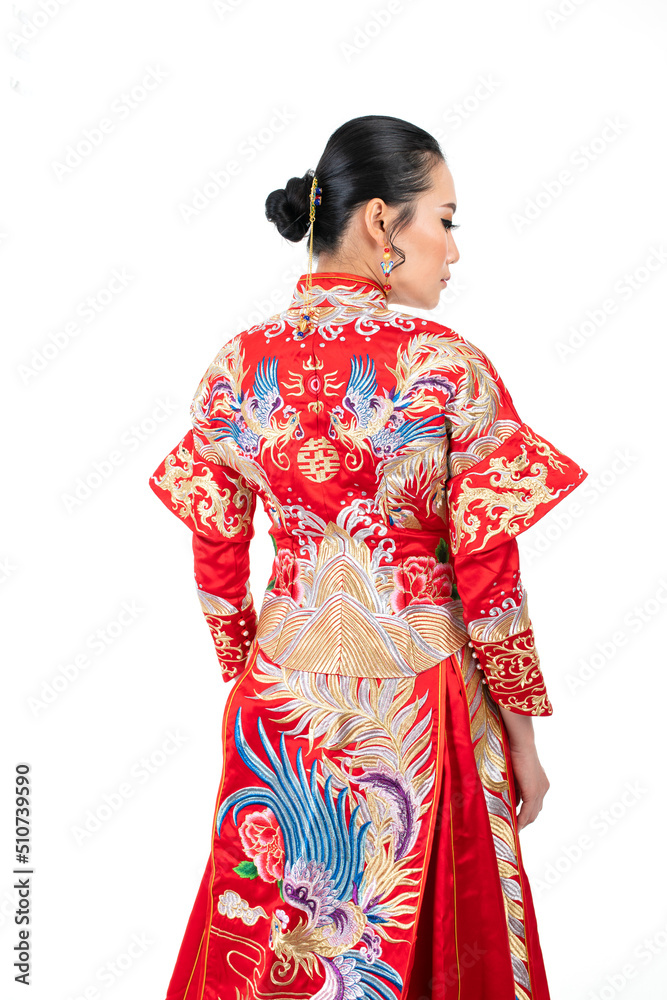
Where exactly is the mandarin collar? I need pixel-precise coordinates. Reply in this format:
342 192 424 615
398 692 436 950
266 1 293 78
269 269 421 343
289 271 387 308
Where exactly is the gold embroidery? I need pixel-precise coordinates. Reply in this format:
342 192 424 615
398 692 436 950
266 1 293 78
282 372 305 395
467 589 531 643
201 612 246 670
447 420 521 477
154 438 253 538
296 437 340 482
256 523 468 677
197 588 255 679
458 644 534 995
448 440 560 555
330 400 394 462
475 630 553 716
375 439 449 529
522 425 568 472
458 644 509 795
285 282 393 329
284 359 344 399
197 590 240 616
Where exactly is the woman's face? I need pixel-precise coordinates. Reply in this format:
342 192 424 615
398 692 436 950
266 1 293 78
385 160 459 309
363 157 460 310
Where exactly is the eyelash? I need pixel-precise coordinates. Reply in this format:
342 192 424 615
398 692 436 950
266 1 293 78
442 219 460 231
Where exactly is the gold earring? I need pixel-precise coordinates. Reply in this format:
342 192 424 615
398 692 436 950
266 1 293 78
381 244 394 291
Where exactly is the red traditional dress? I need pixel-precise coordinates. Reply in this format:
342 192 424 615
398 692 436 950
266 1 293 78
149 272 588 1000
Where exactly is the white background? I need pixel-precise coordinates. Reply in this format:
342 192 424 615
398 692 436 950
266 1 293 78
2 0 666 997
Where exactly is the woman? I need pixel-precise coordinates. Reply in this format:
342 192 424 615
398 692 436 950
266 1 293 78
149 114 588 1000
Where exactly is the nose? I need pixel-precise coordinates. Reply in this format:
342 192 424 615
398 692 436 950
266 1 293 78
447 233 460 266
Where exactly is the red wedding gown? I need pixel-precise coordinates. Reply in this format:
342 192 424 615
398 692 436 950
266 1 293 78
149 271 588 1000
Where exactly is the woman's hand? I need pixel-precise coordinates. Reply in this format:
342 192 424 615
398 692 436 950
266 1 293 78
498 706 550 831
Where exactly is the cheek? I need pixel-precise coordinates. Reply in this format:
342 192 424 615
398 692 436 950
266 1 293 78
415 224 441 257
402 222 446 268
430 230 448 264
429 222 447 253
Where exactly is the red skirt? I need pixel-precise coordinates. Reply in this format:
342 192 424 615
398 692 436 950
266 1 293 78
163 642 551 1000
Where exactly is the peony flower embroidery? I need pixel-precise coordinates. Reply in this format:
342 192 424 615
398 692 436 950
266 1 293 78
390 555 454 612
270 548 305 603
238 807 285 882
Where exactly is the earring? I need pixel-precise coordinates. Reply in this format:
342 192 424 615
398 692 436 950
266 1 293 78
381 245 394 291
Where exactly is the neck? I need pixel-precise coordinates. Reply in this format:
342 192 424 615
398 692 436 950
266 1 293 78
314 254 382 286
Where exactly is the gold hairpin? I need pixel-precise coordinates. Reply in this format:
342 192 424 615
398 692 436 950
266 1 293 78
296 175 322 338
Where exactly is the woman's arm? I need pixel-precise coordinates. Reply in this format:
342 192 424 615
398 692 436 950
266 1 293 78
440 339 588 824
148 428 258 682
448 535 553 828
449 538 551 828
498 705 550 830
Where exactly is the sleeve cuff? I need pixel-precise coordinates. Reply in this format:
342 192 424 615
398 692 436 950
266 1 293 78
469 627 554 716
196 589 257 682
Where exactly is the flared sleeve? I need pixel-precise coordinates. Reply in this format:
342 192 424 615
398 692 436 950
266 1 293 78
148 388 258 682
444 338 588 716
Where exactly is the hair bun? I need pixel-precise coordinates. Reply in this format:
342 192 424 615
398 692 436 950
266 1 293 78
265 172 313 243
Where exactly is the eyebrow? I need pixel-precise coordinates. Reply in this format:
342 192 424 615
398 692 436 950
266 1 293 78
438 202 457 212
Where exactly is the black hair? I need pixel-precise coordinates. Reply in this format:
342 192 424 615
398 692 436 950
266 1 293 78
264 114 445 270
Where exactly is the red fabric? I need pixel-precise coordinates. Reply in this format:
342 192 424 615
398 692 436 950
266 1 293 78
149 271 588 998
149 429 258 678
451 539 553 716
447 421 587 559
163 643 551 1000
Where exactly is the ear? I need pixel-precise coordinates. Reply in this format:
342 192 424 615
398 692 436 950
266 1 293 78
362 198 391 248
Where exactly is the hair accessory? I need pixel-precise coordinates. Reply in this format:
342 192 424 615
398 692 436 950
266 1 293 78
381 245 394 290
296 174 323 337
